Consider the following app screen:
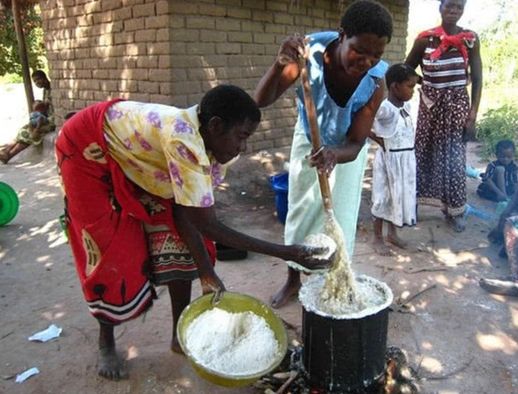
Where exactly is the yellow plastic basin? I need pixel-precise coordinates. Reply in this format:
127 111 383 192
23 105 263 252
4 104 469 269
177 291 288 387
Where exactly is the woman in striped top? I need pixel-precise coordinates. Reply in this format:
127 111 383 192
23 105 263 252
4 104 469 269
405 0 482 232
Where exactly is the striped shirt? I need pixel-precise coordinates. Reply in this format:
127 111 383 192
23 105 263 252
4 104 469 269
421 38 469 89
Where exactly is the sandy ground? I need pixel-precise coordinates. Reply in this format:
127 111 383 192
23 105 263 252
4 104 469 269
1 84 517 394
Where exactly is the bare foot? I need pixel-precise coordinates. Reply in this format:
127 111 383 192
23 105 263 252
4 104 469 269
447 215 466 232
98 347 127 380
386 234 408 249
270 280 300 309
373 241 394 256
171 336 184 355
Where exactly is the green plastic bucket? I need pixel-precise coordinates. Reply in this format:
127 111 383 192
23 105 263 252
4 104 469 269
0 182 19 226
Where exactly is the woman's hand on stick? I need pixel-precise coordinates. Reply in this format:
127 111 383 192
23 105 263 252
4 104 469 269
276 33 307 67
308 146 338 176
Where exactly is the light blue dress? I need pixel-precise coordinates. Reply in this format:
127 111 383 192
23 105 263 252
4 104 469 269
285 31 387 256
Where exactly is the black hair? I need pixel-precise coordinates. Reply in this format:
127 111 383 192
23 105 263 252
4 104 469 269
496 139 515 155
439 0 467 6
385 63 419 87
31 70 48 80
33 100 47 112
340 0 393 43
198 85 261 130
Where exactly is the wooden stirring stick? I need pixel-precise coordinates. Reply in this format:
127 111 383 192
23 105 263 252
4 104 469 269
298 53 333 212
295 47 363 306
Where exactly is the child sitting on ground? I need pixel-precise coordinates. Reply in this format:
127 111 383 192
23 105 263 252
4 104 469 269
29 100 50 129
480 187 518 296
477 139 518 202
0 69 55 164
0 100 54 164
370 63 420 255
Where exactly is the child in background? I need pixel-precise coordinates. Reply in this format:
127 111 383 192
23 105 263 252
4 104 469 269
29 100 50 129
0 70 55 164
370 63 419 255
480 187 518 296
477 139 518 202
0 100 53 164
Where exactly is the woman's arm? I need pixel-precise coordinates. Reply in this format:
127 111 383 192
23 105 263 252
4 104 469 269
309 82 385 174
254 35 304 108
369 131 385 151
338 82 385 162
173 204 330 272
172 204 225 295
405 37 427 70
465 32 483 140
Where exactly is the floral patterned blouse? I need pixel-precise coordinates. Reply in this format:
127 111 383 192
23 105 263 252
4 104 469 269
103 101 226 208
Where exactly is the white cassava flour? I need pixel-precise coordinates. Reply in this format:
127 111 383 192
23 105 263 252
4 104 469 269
300 274 393 319
303 233 337 260
320 215 363 309
299 215 393 318
286 232 337 274
185 308 281 376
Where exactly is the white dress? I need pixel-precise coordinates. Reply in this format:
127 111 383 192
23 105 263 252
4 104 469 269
371 99 416 227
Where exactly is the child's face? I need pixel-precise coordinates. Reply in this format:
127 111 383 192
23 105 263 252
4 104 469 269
32 75 46 89
392 75 419 102
497 148 515 166
33 102 48 114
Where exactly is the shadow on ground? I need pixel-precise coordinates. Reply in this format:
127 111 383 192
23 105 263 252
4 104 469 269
0 140 517 393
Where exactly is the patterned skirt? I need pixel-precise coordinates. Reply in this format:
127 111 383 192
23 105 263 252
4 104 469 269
415 86 469 217
55 100 215 324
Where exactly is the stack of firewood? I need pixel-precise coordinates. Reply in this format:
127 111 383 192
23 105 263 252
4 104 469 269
254 343 420 394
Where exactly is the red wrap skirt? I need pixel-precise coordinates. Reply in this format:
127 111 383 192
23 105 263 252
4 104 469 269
55 100 215 324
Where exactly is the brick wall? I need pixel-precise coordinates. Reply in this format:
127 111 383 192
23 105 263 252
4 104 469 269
41 0 173 120
41 0 409 152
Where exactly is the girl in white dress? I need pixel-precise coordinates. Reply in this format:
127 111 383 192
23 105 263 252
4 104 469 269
370 64 419 255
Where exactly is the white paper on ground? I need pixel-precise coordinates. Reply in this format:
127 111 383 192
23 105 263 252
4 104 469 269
15 367 40 383
28 324 62 342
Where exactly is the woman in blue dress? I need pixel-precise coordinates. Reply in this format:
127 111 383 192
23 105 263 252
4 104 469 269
254 0 393 308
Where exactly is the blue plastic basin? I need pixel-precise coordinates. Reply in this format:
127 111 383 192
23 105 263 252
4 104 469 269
269 172 288 224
